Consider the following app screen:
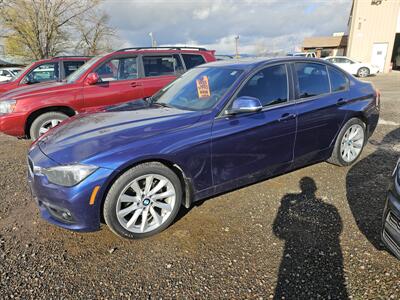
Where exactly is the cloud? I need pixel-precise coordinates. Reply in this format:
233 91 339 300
102 0 352 54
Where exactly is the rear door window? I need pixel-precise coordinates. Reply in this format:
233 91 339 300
295 63 330 98
143 55 178 77
63 61 86 77
182 54 206 69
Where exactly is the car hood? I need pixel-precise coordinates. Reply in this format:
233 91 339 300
37 101 203 166
0 81 66 100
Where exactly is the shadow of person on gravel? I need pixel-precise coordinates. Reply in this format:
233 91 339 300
346 127 400 250
273 177 348 299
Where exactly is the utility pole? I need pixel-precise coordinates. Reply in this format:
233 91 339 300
149 32 156 47
235 35 240 59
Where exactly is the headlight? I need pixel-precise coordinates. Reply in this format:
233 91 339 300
0 100 16 114
37 164 98 187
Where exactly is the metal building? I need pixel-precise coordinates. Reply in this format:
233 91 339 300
347 0 400 73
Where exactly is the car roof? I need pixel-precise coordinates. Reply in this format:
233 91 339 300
201 57 327 70
112 47 215 55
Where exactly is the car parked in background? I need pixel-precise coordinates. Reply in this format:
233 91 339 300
0 47 216 139
0 57 90 94
0 67 23 82
324 56 379 78
27 57 380 239
382 158 400 259
287 52 317 58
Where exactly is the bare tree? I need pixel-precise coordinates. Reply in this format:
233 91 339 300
0 0 114 60
74 8 117 56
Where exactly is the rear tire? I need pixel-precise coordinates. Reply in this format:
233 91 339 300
328 118 366 167
29 112 68 140
103 162 182 239
357 67 370 78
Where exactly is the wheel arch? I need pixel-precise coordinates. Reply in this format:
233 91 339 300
25 106 76 138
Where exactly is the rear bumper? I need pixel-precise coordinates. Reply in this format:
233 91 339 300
382 174 400 259
0 112 27 137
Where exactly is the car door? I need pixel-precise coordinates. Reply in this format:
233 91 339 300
20 62 59 85
140 54 183 99
83 56 144 108
211 64 297 189
292 62 349 165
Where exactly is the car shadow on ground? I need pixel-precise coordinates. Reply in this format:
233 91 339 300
272 177 348 299
346 127 400 250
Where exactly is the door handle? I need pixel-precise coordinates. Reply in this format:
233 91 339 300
278 113 296 122
130 82 142 88
336 98 346 106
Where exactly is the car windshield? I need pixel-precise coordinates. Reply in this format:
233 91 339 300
66 56 103 83
151 67 243 111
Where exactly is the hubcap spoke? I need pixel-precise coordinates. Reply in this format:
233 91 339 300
140 209 149 232
148 179 167 196
151 189 175 200
144 176 154 195
120 194 140 203
153 201 172 212
126 208 143 228
130 180 142 196
118 204 138 218
51 120 60 127
150 207 162 226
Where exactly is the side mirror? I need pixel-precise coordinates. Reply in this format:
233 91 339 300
84 72 100 85
226 96 263 115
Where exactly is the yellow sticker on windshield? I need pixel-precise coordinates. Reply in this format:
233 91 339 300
196 76 211 99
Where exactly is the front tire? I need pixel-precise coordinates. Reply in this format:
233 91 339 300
29 112 68 140
328 118 366 167
103 162 182 239
357 67 370 78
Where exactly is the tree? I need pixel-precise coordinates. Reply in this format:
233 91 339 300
0 0 115 60
74 8 117 56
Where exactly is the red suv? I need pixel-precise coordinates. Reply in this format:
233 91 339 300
0 47 216 139
0 56 90 94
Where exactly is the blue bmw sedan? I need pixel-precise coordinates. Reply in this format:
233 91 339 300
27 57 380 239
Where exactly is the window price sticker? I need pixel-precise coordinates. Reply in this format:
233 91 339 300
196 76 211 99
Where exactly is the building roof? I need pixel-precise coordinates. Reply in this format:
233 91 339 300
303 35 348 49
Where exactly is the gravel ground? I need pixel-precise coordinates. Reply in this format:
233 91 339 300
0 73 399 299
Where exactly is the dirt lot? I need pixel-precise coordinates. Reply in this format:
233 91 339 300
0 73 399 299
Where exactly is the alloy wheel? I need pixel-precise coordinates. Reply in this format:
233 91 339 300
115 174 176 234
340 124 364 163
38 119 63 136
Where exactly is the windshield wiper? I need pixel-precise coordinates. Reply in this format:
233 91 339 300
154 102 173 108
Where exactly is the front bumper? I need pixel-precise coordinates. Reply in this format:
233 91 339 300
28 145 114 232
0 112 27 137
382 170 400 259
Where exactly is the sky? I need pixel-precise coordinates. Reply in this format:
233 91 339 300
103 0 353 55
